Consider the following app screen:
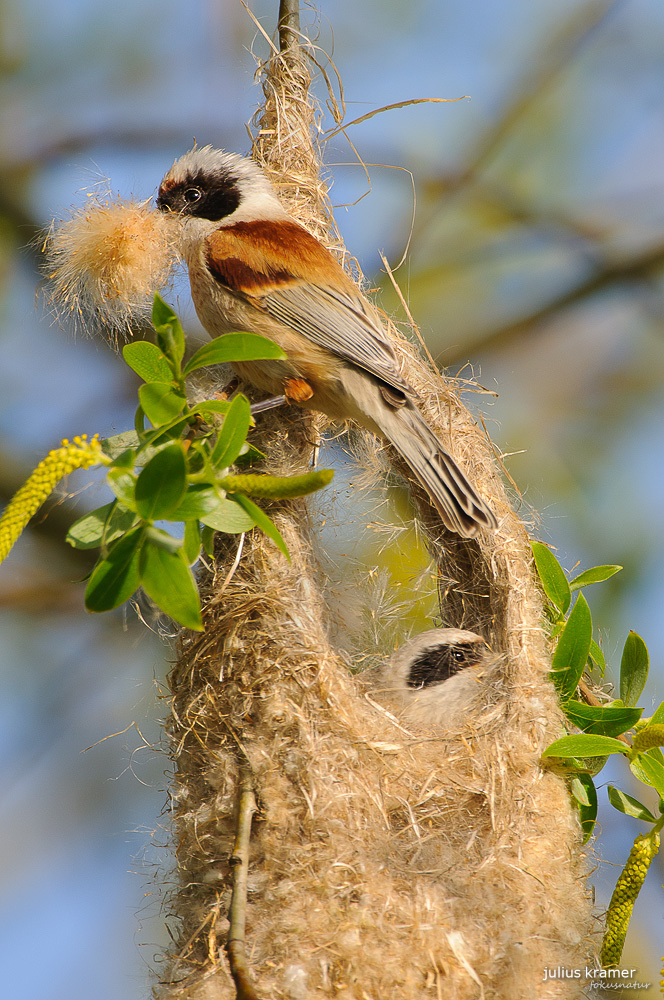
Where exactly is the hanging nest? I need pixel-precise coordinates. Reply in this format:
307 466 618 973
159 15 596 1000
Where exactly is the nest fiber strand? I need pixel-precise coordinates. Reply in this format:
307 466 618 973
159 26 595 1000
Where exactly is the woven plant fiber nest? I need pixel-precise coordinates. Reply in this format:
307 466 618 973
159 22 596 1000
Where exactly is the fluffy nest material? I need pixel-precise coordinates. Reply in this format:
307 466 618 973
158 29 597 1000
43 196 179 340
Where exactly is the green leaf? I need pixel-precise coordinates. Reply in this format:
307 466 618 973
122 341 173 384
589 639 607 676
168 486 225 521
152 295 185 367
571 774 593 807
179 440 207 476
191 399 232 418
629 753 664 800
135 443 187 520
183 332 285 376
531 541 571 614
607 785 657 823
201 525 215 557
67 502 115 550
647 746 664 767
569 564 623 592
200 498 257 534
542 734 628 758
183 520 202 565
220 469 335 499
571 774 598 843
108 447 136 469
235 441 266 466
138 414 198 454
144 525 183 554
134 404 146 434
210 393 252 468
620 631 649 707
562 700 642 738
650 700 664 726
138 382 187 425
84 527 144 612
228 493 289 558
107 468 137 511
546 755 609 778
151 294 179 329
550 593 592 700
101 431 140 460
67 502 138 551
139 540 202 631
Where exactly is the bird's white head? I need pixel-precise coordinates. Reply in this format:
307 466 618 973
156 145 287 242
372 628 495 731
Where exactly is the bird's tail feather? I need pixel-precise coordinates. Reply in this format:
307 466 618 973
377 404 497 538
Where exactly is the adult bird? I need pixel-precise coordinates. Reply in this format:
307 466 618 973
157 146 497 537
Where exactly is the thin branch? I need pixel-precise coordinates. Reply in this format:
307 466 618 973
444 241 664 363
470 177 608 246
226 766 260 1000
410 1 625 252
278 0 300 53
450 0 624 192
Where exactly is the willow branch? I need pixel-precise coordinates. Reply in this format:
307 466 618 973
408 0 624 258
278 0 300 52
226 767 260 1000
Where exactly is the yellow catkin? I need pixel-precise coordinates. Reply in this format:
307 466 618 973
601 831 660 967
633 725 664 752
220 470 334 499
660 955 664 996
0 435 104 562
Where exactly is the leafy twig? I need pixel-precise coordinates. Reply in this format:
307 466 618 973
0 296 334 630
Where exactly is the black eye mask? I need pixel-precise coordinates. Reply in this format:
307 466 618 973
407 641 484 689
157 170 241 222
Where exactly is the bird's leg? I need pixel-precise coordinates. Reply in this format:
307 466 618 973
213 376 289 416
249 394 289 415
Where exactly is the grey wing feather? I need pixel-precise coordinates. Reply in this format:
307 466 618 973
261 283 412 396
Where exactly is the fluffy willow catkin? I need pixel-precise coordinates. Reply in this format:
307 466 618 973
43 196 180 340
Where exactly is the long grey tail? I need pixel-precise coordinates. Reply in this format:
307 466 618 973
378 403 497 538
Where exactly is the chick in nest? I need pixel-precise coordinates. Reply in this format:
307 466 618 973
367 628 499 731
